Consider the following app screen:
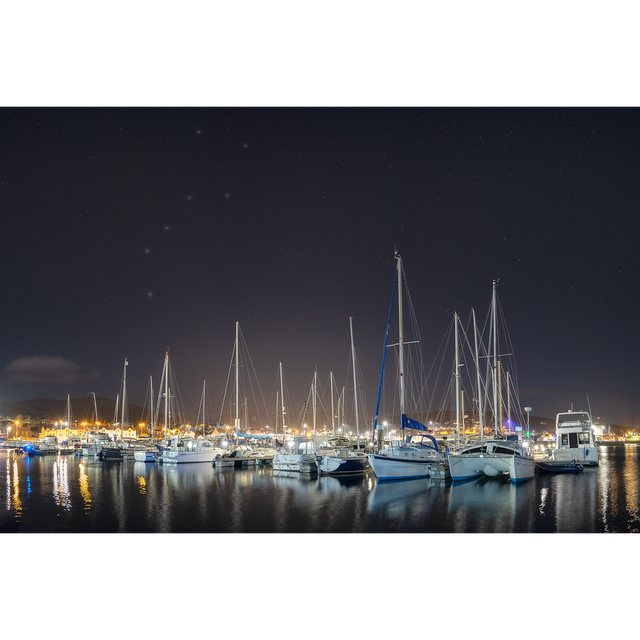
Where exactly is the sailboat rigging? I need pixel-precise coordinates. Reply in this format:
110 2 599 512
99 359 128 460
315 317 371 476
367 252 446 481
447 281 536 483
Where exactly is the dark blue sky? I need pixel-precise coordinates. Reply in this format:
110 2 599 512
1 107 639 427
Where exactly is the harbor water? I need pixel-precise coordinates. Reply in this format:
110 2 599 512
2 445 639 533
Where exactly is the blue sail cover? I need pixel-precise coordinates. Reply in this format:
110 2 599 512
401 415 438 450
401 414 432 432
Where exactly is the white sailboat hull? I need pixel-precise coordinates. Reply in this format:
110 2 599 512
448 452 535 483
367 453 438 480
318 454 371 476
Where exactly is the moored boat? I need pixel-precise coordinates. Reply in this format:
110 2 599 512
99 447 124 460
314 436 372 476
536 459 584 473
366 252 447 481
134 445 163 462
317 319 372 477
448 438 536 483
549 410 599 466
160 437 224 464
24 436 59 455
369 434 444 481
273 436 318 473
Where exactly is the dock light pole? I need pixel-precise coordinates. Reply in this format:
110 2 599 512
525 407 532 438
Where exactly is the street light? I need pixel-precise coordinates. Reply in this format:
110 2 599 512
525 407 532 438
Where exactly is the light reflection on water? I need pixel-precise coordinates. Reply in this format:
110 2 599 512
53 456 72 511
79 462 91 511
0 446 639 533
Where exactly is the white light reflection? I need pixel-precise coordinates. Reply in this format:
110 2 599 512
53 457 72 511
539 487 548 516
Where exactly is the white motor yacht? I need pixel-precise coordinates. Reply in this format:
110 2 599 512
160 437 225 464
549 410 599 466
226 444 277 461
273 436 317 472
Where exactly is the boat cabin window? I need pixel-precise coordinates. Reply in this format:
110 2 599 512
557 412 590 426
466 445 485 454
561 434 569 446
494 446 515 455
578 432 590 445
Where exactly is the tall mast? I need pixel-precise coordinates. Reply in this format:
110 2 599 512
121 358 128 444
92 392 99 429
472 309 483 440
279 362 286 441
275 390 279 439
461 390 465 439
507 370 511 435
202 380 207 437
396 251 405 434
350 317 360 444
149 377 154 438
65 394 71 441
492 280 498 438
164 352 169 440
455 312 460 444
313 369 317 435
342 387 346 434
498 361 503 436
330 371 335 436
235 322 240 439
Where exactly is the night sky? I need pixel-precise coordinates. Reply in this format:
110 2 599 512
2 107 639 427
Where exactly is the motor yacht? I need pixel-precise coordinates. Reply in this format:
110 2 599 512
549 410 599 466
160 437 225 464
273 436 318 472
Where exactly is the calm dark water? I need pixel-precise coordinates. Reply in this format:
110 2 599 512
2 445 638 533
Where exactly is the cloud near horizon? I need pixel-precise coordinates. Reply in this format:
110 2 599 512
4 356 100 384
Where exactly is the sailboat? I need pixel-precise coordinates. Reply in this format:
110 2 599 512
57 395 76 454
134 376 162 462
367 252 447 481
99 359 128 460
316 318 371 476
217 323 278 465
447 281 535 483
